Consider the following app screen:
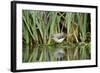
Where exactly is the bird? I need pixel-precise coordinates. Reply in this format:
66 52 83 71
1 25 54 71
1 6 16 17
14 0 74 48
52 33 65 43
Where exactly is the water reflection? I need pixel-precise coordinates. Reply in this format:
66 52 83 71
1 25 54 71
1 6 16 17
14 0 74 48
54 48 65 61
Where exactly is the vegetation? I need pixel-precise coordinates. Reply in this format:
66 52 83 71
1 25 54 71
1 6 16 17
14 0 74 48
22 10 91 62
